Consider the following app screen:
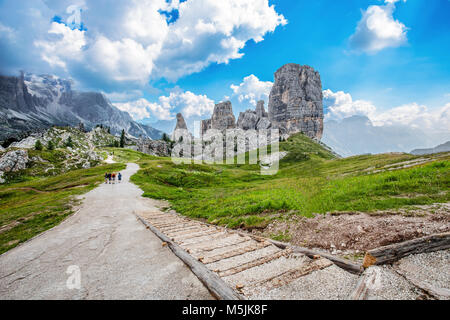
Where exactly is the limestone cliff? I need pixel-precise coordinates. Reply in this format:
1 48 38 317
268 63 323 140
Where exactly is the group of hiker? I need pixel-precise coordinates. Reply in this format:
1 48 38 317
105 172 122 184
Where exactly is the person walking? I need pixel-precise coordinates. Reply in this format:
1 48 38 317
108 173 112 184
104 172 108 184
112 172 116 184
118 172 122 183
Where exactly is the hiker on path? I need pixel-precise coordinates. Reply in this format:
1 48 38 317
112 173 116 184
118 173 122 183
108 173 112 184
104 173 108 184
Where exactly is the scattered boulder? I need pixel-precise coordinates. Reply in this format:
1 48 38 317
9 136 38 149
268 63 324 140
237 110 259 130
137 138 171 157
0 149 29 183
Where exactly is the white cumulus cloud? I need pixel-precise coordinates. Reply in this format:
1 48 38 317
324 89 376 120
230 74 273 106
0 0 287 89
114 90 215 122
349 0 408 53
324 89 450 135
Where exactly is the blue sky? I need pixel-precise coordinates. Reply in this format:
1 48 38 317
0 0 449 135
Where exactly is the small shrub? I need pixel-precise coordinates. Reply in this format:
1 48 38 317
35 140 43 151
47 140 55 151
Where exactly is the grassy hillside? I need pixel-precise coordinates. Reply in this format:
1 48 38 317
112 133 449 229
0 162 125 254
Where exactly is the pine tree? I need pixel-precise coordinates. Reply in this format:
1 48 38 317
120 129 126 148
35 140 43 151
47 140 55 151
162 133 171 142
65 136 74 148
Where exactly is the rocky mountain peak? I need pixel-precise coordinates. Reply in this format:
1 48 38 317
0 72 163 143
201 101 236 134
268 63 323 139
174 113 188 131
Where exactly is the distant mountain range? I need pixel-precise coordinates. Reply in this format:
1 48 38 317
322 115 448 157
411 141 450 155
0 73 163 143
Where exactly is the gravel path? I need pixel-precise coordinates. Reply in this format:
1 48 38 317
0 163 212 300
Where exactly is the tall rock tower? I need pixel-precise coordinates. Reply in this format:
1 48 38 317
268 63 324 140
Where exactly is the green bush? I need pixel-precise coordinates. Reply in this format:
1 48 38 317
35 140 43 151
47 140 55 151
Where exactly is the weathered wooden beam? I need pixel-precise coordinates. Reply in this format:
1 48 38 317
248 257 333 291
202 242 271 264
219 249 290 277
348 268 379 300
135 212 243 300
174 229 220 241
363 232 450 267
269 240 363 275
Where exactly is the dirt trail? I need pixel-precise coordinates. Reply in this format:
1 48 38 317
0 163 212 300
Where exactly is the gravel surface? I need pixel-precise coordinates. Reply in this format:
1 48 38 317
0 163 213 300
359 266 424 300
394 250 450 299
249 264 359 300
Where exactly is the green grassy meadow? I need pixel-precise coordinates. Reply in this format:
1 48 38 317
1 132 448 254
111 134 450 229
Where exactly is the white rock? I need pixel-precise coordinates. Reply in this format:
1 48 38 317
0 150 29 172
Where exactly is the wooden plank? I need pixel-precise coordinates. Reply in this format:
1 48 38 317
246 258 333 291
363 232 450 267
149 220 184 228
348 269 377 300
179 231 231 247
134 212 243 300
138 212 174 220
160 224 202 234
269 240 363 275
202 242 271 264
167 226 212 237
174 229 220 242
192 237 251 253
219 249 290 277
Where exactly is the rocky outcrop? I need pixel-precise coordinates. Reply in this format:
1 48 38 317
172 113 189 141
137 137 171 157
268 63 323 140
0 149 29 183
174 113 188 131
201 101 236 135
256 100 268 119
201 119 212 135
237 110 259 130
237 100 271 131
